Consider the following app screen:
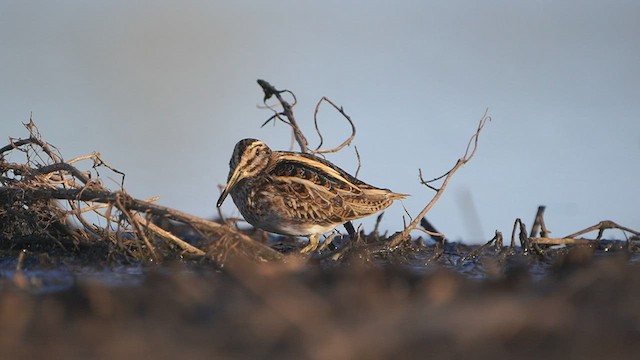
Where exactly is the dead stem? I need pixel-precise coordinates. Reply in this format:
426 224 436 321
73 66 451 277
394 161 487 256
457 231 502 265
390 110 491 246
312 96 357 155
529 205 549 238
564 220 640 239
257 79 308 153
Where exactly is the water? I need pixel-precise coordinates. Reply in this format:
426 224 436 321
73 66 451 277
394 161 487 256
0 258 144 294
1 239 637 293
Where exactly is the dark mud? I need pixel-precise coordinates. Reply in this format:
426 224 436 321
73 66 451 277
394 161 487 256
2 240 640 360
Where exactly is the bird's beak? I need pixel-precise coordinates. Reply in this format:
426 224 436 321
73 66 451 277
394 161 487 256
216 167 244 207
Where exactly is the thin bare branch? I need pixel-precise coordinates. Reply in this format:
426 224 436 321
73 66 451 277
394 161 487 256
353 145 362 178
530 237 592 245
257 79 308 153
312 96 357 155
564 220 640 239
390 110 491 246
418 168 445 192
457 233 501 265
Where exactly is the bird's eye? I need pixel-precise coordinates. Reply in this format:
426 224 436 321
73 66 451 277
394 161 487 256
255 149 261 156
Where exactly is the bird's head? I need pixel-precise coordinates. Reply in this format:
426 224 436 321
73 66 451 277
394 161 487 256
216 139 272 207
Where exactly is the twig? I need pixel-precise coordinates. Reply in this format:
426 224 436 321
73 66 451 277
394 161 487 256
257 79 308 153
420 217 445 243
529 237 592 245
457 231 501 265
511 218 529 250
372 212 384 237
117 195 159 262
564 220 640 239
390 110 491 246
133 213 206 256
30 162 91 184
418 168 447 192
312 97 357 155
353 145 362 178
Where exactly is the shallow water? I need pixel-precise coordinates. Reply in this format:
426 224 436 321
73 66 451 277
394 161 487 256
1 239 636 293
0 260 144 294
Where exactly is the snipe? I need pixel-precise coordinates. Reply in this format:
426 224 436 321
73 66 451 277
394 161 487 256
217 139 408 253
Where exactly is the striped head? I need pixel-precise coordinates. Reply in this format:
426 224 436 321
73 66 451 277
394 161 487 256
217 139 272 207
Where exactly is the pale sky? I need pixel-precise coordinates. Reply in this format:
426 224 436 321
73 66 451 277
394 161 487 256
2 1 639 243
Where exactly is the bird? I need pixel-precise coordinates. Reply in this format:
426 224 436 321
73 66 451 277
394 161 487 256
216 138 408 253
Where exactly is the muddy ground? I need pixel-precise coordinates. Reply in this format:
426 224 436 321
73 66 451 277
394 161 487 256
1 240 639 360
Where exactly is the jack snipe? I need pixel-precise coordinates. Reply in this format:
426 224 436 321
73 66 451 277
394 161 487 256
216 139 408 253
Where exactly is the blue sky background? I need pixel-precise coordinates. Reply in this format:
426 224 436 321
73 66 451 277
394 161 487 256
2 1 638 243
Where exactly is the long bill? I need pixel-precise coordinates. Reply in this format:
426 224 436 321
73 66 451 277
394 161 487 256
216 167 244 207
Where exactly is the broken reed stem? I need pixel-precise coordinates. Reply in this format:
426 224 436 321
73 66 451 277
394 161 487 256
391 109 491 246
529 205 548 238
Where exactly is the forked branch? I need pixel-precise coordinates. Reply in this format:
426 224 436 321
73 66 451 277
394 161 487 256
391 110 491 246
257 79 308 153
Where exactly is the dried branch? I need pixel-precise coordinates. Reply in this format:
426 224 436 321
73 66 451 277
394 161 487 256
564 220 640 239
390 110 491 246
510 218 529 250
257 79 308 153
457 231 502 265
519 207 639 249
353 145 362 178
312 96 357 155
529 237 592 245
418 168 447 192
419 217 445 243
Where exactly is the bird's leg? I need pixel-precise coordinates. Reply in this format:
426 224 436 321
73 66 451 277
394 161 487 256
343 221 357 242
300 234 320 254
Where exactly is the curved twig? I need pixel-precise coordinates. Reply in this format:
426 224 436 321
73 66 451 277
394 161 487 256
312 97 357 155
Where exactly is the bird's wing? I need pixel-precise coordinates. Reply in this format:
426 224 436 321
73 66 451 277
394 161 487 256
268 153 400 222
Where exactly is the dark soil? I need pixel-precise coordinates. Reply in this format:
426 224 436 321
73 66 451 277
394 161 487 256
2 240 640 360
